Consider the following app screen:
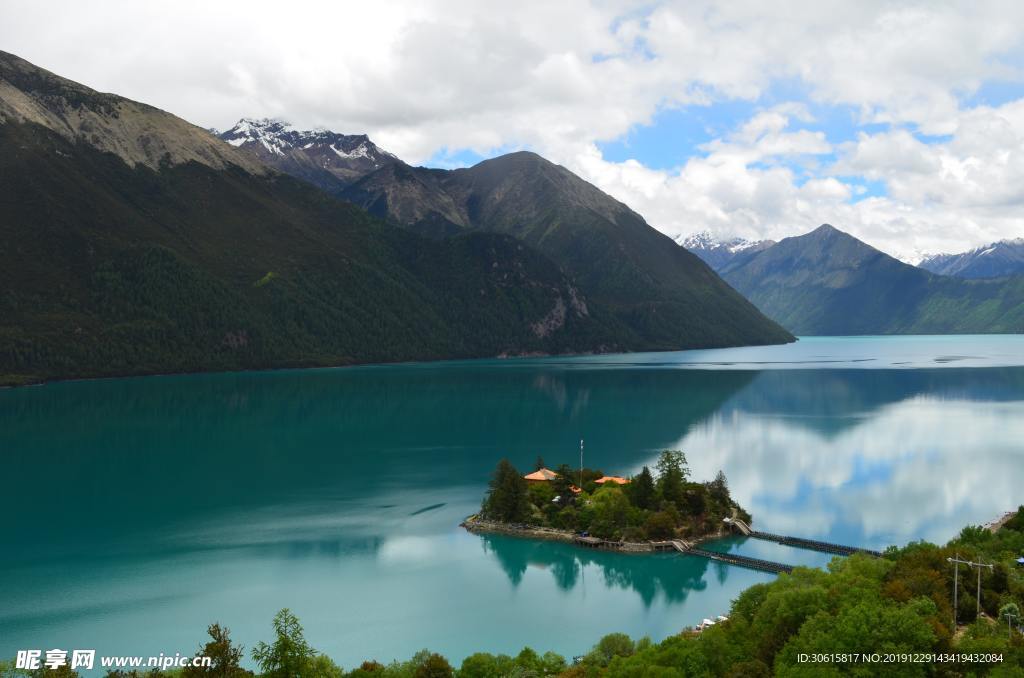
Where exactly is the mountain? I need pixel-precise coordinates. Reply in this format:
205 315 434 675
719 224 1024 335
918 238 1024 278
216 118 397 194
0 51 634 385
0 53 264 175
338 152 794 349
678 231 775 272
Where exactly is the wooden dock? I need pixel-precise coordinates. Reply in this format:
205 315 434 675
725 518 882 557
681 545 794 574
517 518 880 576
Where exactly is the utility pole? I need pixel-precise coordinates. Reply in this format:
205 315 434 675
948 554 970 628
971 560 994 618
1005 610 1020 641
948 554 994 627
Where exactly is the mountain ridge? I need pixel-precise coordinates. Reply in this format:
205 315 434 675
0 52 641 385
678 230 776 271
918 238 1024 279
0 49 264 174
337 149 795 349
0 52 793 385
216 118 397 192
720 224 1024 334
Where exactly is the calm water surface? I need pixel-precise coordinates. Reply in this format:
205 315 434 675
2 335 1023 670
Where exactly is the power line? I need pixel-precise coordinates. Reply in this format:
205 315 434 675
947 554 994 627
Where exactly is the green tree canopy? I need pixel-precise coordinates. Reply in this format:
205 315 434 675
655 450 689 508
708 470 729 504
590 487 632 539
482 459 530 523
251 609 318 678
630 466 656 511
412 653 453 678
183 623 252 677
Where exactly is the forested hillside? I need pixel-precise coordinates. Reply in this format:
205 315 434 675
722 225 1024 335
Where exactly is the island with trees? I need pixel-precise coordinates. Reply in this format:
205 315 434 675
462 451 751 549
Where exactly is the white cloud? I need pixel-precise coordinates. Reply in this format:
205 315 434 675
2 0 1024 256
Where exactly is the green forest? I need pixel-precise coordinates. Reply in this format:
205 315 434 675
5 507 1023 677
0 122 633 387
477 452 749 542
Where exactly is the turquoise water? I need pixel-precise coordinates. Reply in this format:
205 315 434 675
2 335 1023 670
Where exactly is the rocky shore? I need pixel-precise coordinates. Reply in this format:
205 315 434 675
460 514 731 553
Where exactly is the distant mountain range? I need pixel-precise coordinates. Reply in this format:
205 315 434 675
222 121 793 351
216 118 397 193
0 51 791 385
696 225 1024 335
918 238 1024 279
678 231 776 271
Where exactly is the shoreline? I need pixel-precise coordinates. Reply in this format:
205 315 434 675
460 515 731 554
12 333 1024 390
0 336 797 389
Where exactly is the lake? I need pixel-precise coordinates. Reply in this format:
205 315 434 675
2 335 1023 670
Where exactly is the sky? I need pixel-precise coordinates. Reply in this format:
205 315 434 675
3 0 1024 260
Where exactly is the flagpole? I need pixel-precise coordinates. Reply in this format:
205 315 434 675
579 439 584 490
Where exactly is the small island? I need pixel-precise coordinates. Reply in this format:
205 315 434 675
463 450 751 551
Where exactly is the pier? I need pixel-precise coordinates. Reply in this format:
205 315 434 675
666 539 793 574
725 518 883 557
680 545 794 574
480 517 880 576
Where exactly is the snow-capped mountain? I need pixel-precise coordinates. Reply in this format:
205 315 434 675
217 118 398 193
677 231 776 272
918 238 1024 279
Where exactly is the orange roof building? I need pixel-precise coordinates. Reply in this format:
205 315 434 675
595 476 630 485
523 467 559 482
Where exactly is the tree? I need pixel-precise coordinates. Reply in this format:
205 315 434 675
583 633 635 668
644 511 676 540
684 488 706 517
595 633 635 662
708 470 729 503
413 653 453 678
482 459 530 523
655 450 689 507
534 456 546 471
307 655 344 678
776 598 937 672
1003 506 1024 532
552 463 576 502
590 487 632 539
458 653 513 678
183 623 253 677
345 661 384 678
251 609 318 678
630 466 656 510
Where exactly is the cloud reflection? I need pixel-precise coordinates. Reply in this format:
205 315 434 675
674 397 1024 548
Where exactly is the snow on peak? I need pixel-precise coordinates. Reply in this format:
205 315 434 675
219 119 396 165
222 118 293 155
677 231 716 250
678 231 770 253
